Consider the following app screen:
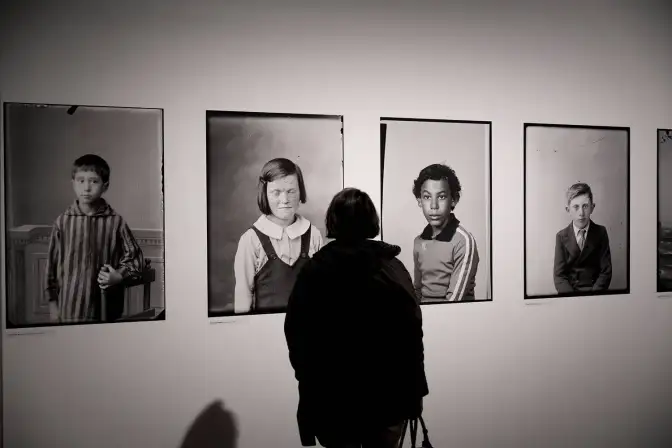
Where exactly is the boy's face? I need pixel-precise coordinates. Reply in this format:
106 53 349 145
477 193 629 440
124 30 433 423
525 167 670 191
72 169 108 205
417 179 454 230
267 174 300 221
566 194 594 229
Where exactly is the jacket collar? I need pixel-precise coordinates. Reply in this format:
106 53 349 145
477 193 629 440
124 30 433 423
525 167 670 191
419 213 460 241
64 199 116 217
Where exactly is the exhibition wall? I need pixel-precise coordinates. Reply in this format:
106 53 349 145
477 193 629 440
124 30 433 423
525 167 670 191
2 0 672 447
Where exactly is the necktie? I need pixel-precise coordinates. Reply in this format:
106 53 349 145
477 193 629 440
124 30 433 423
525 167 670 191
577 229 586 251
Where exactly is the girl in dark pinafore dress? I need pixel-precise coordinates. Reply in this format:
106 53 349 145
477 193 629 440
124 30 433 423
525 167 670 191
233 158 323 314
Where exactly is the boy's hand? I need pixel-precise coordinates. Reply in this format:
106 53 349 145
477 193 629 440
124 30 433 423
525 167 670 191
98 264 123 289
49 301 60 322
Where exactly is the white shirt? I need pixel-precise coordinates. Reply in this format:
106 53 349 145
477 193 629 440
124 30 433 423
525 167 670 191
233 214 324 313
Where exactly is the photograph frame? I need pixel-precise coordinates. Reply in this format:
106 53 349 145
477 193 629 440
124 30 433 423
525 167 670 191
2 100 167 329
657 128 672 293
523 122 631 300
379 116 494 306
205 109 345 318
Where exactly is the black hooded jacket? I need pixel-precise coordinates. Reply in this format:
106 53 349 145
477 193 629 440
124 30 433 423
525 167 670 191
284 239 429 446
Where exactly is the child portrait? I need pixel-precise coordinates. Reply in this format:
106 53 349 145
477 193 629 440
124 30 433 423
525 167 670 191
380 118 492 303
524 123 630 299
206 111 343 316
658 129 672 293
3 102 165 328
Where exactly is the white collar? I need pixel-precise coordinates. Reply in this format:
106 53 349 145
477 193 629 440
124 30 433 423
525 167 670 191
253 214 310 240
573 221 590 239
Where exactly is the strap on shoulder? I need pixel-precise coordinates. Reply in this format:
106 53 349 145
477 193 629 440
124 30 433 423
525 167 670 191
251 226 278 260
299 226 312 258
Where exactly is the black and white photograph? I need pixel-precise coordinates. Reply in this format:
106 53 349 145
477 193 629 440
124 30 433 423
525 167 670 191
658 129 672 293
3 102 165 328
524 123 630 299
380 117 492 304
206 111 344 316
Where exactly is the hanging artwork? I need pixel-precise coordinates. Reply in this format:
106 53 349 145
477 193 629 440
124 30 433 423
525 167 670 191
524 123 630 299
206 111 344 316
658 129 672 293
380 117 492 304
3 102 165 328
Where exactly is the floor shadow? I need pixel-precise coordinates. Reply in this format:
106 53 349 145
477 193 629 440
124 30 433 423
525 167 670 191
179 399 238 448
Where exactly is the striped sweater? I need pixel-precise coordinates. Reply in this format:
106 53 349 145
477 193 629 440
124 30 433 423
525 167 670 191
413 214 479 302
45 199 144 323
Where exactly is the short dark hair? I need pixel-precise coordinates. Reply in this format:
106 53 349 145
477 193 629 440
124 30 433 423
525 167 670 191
257 158 307 215
412 163 462 209
72 154 110 184
325 188 380 241
566 182 593 205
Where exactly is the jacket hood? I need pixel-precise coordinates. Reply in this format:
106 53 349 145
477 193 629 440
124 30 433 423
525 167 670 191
311 238 402 275
64 199 116 217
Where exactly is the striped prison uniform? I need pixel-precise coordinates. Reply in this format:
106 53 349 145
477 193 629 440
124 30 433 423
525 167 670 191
45 199 144 323
413 214 479 302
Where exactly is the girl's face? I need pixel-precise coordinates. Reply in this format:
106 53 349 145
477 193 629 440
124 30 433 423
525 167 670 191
266 174 300 222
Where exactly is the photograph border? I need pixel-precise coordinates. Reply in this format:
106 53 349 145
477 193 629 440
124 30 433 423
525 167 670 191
657 128 672 293
205 109 345 318
523 122 631 300
2 100 166 329
379 116 493 305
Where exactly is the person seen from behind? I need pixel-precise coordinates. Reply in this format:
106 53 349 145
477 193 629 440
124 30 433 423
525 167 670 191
284 187 429 448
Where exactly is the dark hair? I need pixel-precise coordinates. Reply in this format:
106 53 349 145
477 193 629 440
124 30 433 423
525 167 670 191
412 163 462 209
325 188 380 241
72 154 110 184
566 182 593 205
257 158 307 215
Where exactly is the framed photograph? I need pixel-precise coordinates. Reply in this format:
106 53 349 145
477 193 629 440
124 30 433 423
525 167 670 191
380 117 492 304
206 111 344 317
524 123 630 300
658 129 672 293
3 102 165 328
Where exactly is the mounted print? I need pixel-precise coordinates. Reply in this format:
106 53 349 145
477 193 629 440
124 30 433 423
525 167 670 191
658 129 672 293
524 123 630 299
380 118 492 304
206 111 344 317
3 102 165 328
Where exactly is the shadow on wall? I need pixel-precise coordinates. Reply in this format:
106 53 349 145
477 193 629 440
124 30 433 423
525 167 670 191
179 400 238 448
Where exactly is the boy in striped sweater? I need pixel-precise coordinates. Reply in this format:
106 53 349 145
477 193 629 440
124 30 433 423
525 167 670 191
45 154 145 324
412 163 479 303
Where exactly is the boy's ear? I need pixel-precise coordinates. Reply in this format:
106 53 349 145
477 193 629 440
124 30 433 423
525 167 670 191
416 198 422 207
102 182 110 193
565 206 570 213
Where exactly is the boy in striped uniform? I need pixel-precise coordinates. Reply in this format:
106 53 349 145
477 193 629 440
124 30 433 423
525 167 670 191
45 154 145 324
412 163 479 303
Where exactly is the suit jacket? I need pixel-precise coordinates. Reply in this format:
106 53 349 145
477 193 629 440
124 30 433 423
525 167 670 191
553 221 612 293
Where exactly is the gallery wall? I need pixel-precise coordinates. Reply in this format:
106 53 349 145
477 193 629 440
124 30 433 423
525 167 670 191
2 0 672 447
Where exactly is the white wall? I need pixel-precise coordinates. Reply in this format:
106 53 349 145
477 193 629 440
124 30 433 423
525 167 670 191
2 0 672 447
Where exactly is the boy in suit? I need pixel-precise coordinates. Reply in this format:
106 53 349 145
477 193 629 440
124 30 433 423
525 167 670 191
553 182 612 294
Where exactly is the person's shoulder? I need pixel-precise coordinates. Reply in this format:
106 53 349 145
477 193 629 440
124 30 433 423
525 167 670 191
556 223 572 238
590 221 608 233
236 226 263 250
454 224 477 246
308 223 323 238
